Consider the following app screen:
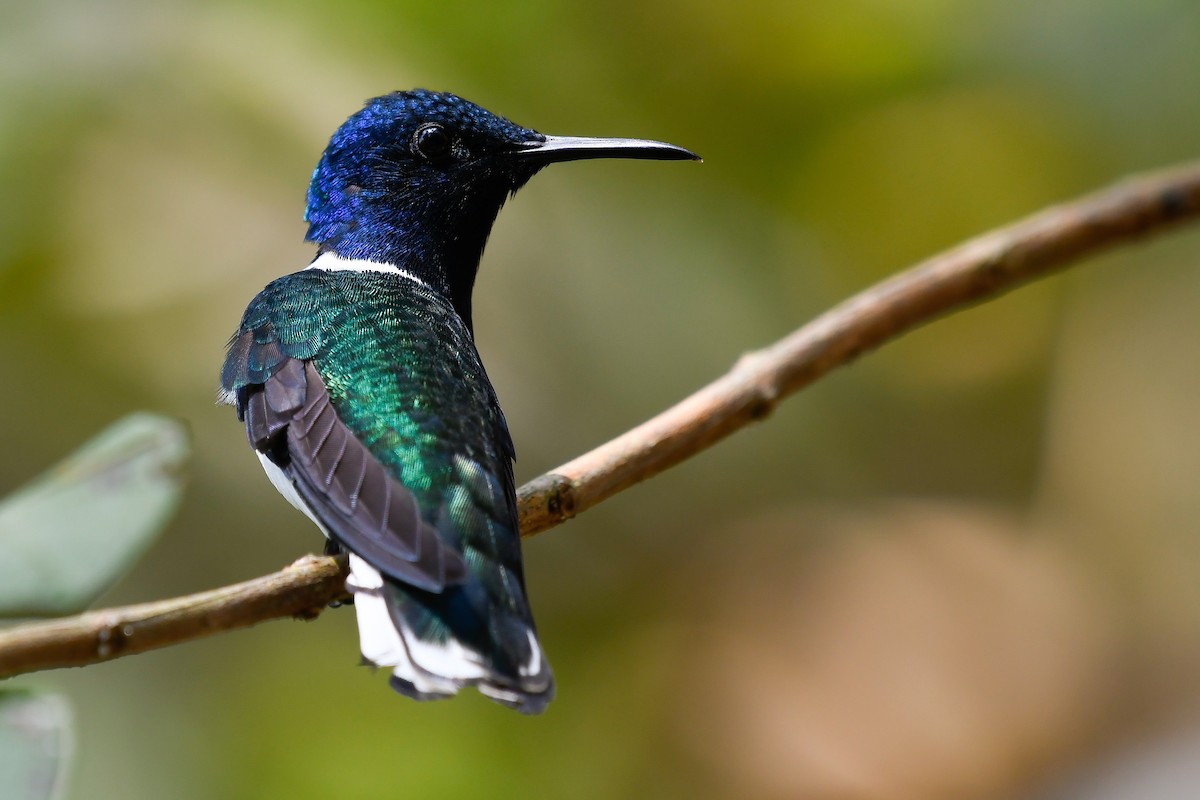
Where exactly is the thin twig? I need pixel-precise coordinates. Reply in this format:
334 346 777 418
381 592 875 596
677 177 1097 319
516 161 1200 534
2 161 1199 681
0 556 348 678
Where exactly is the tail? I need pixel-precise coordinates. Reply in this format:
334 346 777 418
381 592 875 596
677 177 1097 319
346 554 554 714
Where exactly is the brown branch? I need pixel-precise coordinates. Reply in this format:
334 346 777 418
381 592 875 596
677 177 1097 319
0 556 348 678
3 160 1199 681
517 161 1200 534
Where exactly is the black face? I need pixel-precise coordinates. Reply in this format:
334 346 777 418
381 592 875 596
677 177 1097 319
305 90 546 251
303 89 698 325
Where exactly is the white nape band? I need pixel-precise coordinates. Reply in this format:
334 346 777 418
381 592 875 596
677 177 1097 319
306 252 428 287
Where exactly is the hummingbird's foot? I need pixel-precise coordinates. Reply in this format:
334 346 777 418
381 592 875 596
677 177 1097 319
321 539 356 606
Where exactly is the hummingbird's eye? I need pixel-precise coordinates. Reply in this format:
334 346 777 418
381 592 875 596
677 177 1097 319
413 123 452 160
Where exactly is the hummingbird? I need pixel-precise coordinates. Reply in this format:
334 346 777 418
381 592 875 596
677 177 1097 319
220 89 697 713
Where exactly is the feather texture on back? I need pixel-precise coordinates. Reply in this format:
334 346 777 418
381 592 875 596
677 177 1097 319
222 267 552 712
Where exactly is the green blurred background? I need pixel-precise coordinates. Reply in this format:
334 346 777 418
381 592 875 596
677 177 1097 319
4 0 1200 797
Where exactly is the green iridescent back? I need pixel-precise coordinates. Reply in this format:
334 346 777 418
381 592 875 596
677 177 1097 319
222 268 524 590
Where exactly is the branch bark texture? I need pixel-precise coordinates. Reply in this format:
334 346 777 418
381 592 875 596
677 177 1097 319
517 162 1200 534
3 161 1200 681
0 556 347 678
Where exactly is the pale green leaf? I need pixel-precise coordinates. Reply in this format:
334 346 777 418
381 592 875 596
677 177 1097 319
0 690 72 800
0 414 189 617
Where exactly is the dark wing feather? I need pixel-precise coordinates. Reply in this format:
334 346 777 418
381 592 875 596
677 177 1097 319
282 363 466 590
239 358 465 593
223 272 470 594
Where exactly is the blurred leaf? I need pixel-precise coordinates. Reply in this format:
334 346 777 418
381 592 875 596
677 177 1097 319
0 689 72 800
0 414 189 617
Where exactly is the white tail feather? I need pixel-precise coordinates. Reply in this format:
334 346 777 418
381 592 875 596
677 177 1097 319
254 436 551 708
348 555 496 696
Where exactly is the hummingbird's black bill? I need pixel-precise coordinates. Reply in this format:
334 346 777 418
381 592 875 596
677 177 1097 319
514 135 700 164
